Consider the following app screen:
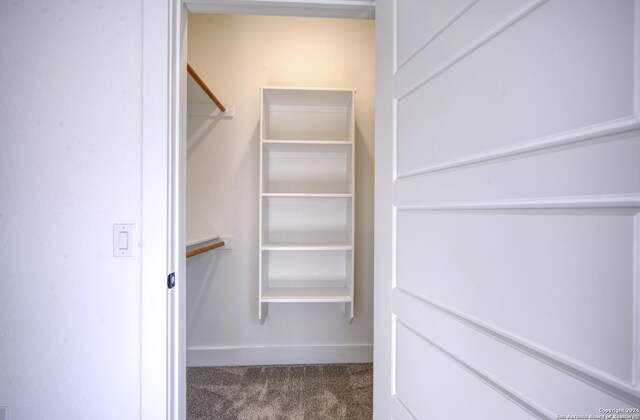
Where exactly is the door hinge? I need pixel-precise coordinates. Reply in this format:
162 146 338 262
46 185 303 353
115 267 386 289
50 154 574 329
167 272 175 289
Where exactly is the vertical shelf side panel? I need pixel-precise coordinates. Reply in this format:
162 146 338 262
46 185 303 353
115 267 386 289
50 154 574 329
350 90 356 141
349 90 356 318
259 88 265 320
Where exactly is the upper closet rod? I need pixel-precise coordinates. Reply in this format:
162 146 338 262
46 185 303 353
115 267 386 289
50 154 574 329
187 63 226 112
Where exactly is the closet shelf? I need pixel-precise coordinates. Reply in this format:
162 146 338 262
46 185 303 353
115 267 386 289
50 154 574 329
262 140 353 145
262 243 352 251
261 287 352 302
261 193 352 198
187 63 226 112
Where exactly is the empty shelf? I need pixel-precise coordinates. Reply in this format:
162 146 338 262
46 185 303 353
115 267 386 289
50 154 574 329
263 140 353 145
262 243 352 251
262 193 352 198
261 287 352 302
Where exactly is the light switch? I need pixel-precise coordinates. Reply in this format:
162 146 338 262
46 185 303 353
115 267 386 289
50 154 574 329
118 232 129 250
113 224 134 257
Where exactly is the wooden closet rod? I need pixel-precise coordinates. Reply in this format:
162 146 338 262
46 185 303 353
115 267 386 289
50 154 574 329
186 240 225 259
187 63 226 112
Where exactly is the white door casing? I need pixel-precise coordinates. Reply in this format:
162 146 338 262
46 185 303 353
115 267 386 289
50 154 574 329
143 2 375 419
169 2 188 420
375 0 640 419
141 1 173 419
141 0 186 419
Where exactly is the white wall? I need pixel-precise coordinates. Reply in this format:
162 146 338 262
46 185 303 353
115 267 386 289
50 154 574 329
186 14 375 365
0 2 143 419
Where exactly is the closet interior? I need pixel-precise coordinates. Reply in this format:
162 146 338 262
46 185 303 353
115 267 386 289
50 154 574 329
185 11 374 372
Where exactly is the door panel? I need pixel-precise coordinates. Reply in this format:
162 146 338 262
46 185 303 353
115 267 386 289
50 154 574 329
375 0 640 417
397 209 634 380
393 131 640 206
393 290 633 416
396 0 635 177
396 0 473 67
395 322 536 419
397 0 527 77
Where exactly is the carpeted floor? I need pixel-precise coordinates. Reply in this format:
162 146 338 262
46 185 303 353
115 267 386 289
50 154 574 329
187 363 373 420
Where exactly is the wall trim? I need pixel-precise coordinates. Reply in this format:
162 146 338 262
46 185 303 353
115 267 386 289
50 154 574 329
187 344 373 367
395 288 640 407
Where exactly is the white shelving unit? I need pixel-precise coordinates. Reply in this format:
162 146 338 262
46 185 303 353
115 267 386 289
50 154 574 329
259 87 355 321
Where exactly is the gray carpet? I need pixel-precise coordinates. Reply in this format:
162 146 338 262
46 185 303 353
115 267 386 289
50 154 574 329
187 363 373 420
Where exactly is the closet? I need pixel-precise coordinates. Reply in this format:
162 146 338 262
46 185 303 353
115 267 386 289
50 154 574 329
186 13 374 367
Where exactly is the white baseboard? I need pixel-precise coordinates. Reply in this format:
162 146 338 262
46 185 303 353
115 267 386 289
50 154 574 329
187 344 373 367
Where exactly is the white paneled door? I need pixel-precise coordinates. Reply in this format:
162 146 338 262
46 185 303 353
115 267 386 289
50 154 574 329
375 0 640 418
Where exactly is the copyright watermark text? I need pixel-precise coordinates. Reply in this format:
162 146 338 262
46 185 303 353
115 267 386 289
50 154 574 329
556 408 640 420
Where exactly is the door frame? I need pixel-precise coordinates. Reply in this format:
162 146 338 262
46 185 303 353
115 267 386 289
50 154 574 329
141 1 377 419
373 0 393 417
142 0 188 418
141 0 178 419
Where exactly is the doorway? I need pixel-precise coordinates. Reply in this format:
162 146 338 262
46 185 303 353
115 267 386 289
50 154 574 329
181 10 376 420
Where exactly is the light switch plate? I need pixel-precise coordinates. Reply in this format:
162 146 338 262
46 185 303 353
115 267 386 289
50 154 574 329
113 224 135 257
